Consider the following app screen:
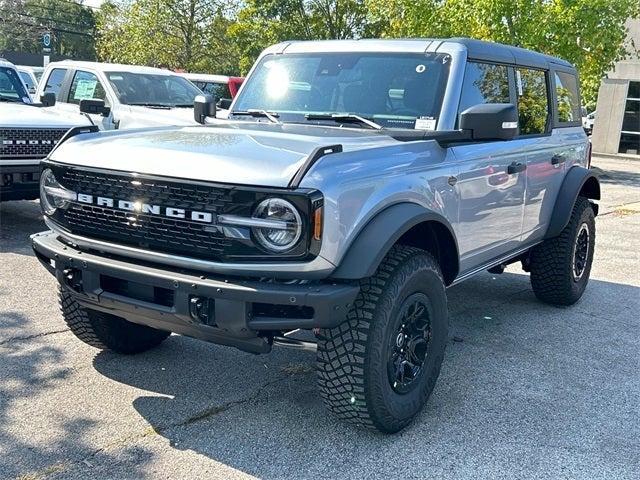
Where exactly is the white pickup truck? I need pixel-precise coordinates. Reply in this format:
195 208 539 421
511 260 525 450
1 60 91 201
35 61 204 130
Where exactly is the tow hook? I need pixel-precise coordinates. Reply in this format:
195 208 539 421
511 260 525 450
62 268 83 292
189 296 215 325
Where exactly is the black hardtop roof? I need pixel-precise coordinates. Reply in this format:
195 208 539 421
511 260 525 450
447 37 575 70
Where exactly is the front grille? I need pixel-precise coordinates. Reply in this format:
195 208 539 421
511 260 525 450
0 128 68 159
57 168 238 261
48 164 315 263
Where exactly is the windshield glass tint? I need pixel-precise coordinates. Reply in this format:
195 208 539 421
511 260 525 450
195 81 231 100
106 72 202 106
0 67 28 102
233 52 451 129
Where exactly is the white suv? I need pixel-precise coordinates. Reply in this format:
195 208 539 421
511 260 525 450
35 61 204 130
1 60 90 201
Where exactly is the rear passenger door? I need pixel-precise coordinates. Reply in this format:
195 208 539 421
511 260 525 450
517 67 575 243
451 62 527 271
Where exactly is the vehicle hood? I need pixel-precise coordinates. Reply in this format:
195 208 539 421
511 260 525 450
49 122 402 187
120 105 198 127
0 103 91 128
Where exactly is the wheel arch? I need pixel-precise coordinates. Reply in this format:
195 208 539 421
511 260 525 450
330 203 460 285
545 166 600 240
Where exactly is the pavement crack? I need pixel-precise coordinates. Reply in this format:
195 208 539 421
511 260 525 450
0 328 69 346
22 374 291 479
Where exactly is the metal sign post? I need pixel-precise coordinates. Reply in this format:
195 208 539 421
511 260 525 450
42 32 52 67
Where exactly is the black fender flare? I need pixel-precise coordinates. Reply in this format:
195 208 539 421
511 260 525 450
545 166 600 239
330 203 460 283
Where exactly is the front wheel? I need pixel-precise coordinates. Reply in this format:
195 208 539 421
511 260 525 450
529 196 596 306
316 246 448 433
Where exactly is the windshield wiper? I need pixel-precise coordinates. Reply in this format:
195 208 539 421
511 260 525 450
173 104 194 108
128 102 171 109
305 113 383 130
232 109 281 124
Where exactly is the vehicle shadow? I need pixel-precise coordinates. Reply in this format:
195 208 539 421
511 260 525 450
0 199 45 256
0 311 154 479
91 272 640 479
592 167 640 188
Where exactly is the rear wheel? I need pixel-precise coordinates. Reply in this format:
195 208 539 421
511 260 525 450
59 286 170 354
316 245 448 433
529 196 596 306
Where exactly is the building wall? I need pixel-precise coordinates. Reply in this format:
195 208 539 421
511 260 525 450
591 18 640 156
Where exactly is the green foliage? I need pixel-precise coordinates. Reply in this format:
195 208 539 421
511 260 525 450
367 0 639 109
0 0 96 59
96 0 240 74
228 0 384 74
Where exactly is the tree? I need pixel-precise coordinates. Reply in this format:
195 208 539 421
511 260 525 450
95 0 239 74
228 0 384 74
367 0 640 108
0 0 96 59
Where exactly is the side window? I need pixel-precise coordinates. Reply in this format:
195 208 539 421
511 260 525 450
18 72 32 90
554 71 581 123
68 70 106 105
458 62 510 114
43 68 67 96
516 68 549 135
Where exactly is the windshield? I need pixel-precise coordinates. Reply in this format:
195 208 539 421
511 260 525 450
232 52 451 129
194 81 231 100
0 67 29 103
105 71 202 107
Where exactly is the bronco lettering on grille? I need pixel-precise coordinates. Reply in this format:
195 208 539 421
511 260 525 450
76 193 214 223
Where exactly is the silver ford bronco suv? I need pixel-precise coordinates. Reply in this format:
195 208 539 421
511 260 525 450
32 39 600 433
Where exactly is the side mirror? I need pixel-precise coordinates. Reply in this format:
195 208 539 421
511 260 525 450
194 94 216 124
217 98 232 110
79 98 110 117
459 103 518 141
40 92 56 107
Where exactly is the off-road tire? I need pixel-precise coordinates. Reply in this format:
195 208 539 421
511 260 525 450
316 245 448 433
59 286 170 354
529 196 595 306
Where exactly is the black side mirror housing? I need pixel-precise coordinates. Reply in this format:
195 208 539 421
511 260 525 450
79 98 110 117
194 94 216 124
459 103 518 141
40 92 56 107
217 98 232 110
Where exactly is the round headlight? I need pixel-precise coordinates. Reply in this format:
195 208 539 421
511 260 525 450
40 168 73 215
252 198 302 252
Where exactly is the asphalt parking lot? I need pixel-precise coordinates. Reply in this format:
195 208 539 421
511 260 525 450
1 156 639 480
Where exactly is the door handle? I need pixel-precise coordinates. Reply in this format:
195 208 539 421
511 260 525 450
507 162 526 174
551 154 566 165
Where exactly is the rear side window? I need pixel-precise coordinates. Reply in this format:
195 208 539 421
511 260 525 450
516 68 549 135
68 70 107 105
458 62 510 114
43 68 67 96
196 81 232 100
555 71 581 123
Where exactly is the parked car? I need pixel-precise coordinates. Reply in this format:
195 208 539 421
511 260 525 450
34 61 203 129
582 110 596 134
178 73 244 117
32 39 600 433
16 65 44 98
0 60 91 201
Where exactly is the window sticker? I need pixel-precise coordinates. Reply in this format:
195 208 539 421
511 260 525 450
415 116 436 130
415 64 426 73
516 70 523 96
73 79 98 100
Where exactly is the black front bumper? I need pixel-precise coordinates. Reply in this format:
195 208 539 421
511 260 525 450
32 231 359 354
0 164 40 201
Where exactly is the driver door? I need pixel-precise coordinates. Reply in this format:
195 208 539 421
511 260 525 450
64 70 116 130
